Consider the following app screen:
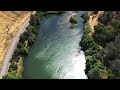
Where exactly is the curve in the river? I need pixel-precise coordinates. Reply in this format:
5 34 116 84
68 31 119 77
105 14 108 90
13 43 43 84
23 11 87 79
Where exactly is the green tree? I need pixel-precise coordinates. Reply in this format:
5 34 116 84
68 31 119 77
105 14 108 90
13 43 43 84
3 71 23 79
26 25 37 34
94 23 115 46
14 47 21 56
81 35 94 51
111 20 120 32
98 13 111 25
69 15 78 24
103 34 120 67
21 47 28 56
9 62 17 71
30 12 43 28
88 67 101 79
81 13 89 23
110 59 120 72
28 33 36 46
94 23 106 33
84 23 92 34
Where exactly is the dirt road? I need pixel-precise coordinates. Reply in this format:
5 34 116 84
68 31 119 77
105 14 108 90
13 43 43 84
0 11 36 79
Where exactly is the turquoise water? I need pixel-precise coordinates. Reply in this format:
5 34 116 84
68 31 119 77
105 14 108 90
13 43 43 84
23 11 87 79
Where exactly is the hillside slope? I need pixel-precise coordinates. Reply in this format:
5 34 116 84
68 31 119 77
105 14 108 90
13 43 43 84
0 11 31 67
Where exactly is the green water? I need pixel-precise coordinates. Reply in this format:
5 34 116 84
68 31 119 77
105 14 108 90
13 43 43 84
23 11 87 79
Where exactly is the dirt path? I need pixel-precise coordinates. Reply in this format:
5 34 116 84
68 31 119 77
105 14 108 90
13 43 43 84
0 11 31 67
88 11 104 35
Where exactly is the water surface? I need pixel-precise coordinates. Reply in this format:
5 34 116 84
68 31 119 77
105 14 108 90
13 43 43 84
23 11 87 79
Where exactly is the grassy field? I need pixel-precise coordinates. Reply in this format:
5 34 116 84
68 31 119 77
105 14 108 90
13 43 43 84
0 11 31 67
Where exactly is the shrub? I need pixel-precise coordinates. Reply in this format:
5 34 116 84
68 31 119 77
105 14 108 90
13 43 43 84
81 35 95 51
84 23 92 34
81 13 89 23
70 24 75 29
69 15 78 24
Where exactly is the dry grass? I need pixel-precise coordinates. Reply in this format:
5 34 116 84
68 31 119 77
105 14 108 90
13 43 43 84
0 11 31 67
88 11 104 35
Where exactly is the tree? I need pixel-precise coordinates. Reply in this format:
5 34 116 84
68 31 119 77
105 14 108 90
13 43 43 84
103 34 120 67
14 47 21 56
70 24 75 29
111 20 120 31
69 15 78 24
28 33 36 46
110 59 120 72
88 67 101 79
98 13 111 25
3 71 16 79
84 23 92 34
20 32 28 42
17 57 23 73
81 35 95 51
86 62 91 74
3 71 22 79
26 25 37 34
94 23 106 34
9 62 17 71
21 47 28 56
81 13 89 23
30 12 43 28
94 23 115 46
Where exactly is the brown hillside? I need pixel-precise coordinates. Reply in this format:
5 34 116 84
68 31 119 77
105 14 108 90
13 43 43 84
0 11 31 67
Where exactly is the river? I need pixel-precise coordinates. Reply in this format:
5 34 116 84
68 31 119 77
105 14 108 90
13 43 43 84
23 11 87 79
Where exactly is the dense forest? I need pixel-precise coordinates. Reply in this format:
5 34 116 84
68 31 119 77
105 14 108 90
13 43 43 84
81 11 120 79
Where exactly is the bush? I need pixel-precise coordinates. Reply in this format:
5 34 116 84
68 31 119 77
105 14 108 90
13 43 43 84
26 25 37 34
9 62 17 71
88 67 101 79
69 15 78 24
84 23 92 34
94 23 106 33
21 47 28 56
17 57 23 73
81 13 89 23
98 14 111 25
28 33 36 46
70 24 75 29
103 34 120 70
111 20 120 31
14 47 21 56
20 33 27 43
81 35 95 51
94 23 115 46
3 71 22 79
30 11 43 28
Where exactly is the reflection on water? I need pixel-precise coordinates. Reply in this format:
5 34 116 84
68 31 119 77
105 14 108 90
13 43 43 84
23 11 87 79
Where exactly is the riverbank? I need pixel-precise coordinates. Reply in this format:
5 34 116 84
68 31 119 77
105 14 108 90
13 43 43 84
80 11 109 79
3 11 64 79
81 11 120 79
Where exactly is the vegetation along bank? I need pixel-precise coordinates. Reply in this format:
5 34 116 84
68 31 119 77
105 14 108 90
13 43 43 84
3 11 64 79
81 11 120 79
